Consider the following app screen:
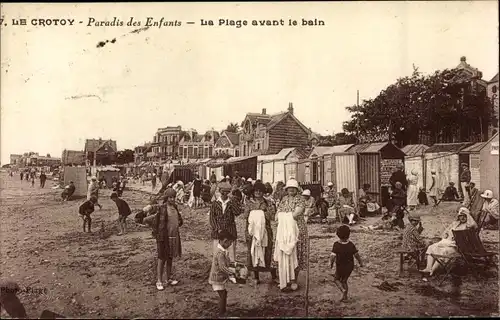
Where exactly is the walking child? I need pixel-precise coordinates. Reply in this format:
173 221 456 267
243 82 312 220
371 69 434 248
208 230 236 318
110 192 131 236
153 188 183 290
330 225 363 302
78 196 101 233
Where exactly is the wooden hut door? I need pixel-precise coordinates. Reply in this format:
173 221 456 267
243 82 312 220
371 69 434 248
312 160 318 182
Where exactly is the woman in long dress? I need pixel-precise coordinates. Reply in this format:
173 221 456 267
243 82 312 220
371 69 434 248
407 169 419 210
274 179 307 292
243 182 278 284
419 207 477 276
153 188 183 290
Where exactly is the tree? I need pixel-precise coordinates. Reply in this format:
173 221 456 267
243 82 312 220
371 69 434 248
115 149 135 164
343 67 495 146
225 122 240 133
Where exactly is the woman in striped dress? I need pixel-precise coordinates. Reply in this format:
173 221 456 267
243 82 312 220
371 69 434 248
276 179 308 291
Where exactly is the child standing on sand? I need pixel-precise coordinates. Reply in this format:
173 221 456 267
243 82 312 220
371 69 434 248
209 230 236 318
330 225 363 302
78 196 101 233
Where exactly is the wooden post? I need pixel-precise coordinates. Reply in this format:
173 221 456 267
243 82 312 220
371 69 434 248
305 235 310 318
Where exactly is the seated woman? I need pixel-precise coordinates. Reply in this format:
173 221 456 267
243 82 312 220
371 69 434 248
419 207 477 276
358 184 381 217
336 188 358 225
479 190 499 230
401 216 427 265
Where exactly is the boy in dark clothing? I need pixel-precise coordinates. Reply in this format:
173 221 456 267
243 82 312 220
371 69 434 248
330 225 363 302
78 196 101 232
110 192 131 235
201 180 212 207
442 182 460 201
39 172 47 188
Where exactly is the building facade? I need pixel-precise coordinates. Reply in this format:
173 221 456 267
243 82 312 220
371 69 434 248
150 126 183 161
134 143 153 164
61 150 86 166
27 154 62 167
239 102 312 156
84 138 118 166
10 154 22 166
214 131 240 157
178 129 219 160
487 73 499 138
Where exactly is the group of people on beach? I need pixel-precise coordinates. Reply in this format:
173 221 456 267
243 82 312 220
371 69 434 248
61 164 498 318
134 173 364 317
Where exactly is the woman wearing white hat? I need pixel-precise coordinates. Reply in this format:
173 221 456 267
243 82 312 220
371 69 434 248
274 179 307 292
406 169 419 210
420 207 477 276
301 189 315 223
479 190 499 229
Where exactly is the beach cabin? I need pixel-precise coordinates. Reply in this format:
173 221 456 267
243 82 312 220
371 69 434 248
223 155 258 180
424 142 474 197
479 132 499 197
306 144 354 186
401 144 430 190
96 166 120 188
460 142 486 190
333 149 358 198
258 148 309 184
355 142 406 206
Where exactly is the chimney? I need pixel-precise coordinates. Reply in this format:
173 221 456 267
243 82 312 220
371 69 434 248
262 108 266 115
288 102 294 114
460 56 466 62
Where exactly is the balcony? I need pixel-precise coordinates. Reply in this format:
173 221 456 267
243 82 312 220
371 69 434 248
241 133 254 142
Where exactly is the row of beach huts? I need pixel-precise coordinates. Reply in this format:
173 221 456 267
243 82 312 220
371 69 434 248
168 133 498 206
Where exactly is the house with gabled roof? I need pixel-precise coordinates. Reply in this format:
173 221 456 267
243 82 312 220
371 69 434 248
178 129 220 160
214 131 240 157
84 138 118 166
239 102 313 156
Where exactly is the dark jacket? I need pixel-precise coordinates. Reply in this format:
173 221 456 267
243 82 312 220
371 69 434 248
389 170 408 190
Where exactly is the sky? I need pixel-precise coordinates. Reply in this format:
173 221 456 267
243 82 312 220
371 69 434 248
1 2 498 164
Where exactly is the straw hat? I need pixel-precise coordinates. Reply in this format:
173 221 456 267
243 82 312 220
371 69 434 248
411 169 418 175
481 190 494 199
285 179 299 190
431 169 436 174
247 178 253 183
327 182 333 187
302 189 311 196
219 182 232 192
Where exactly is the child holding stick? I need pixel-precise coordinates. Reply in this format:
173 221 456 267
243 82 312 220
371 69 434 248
330 225 363 302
